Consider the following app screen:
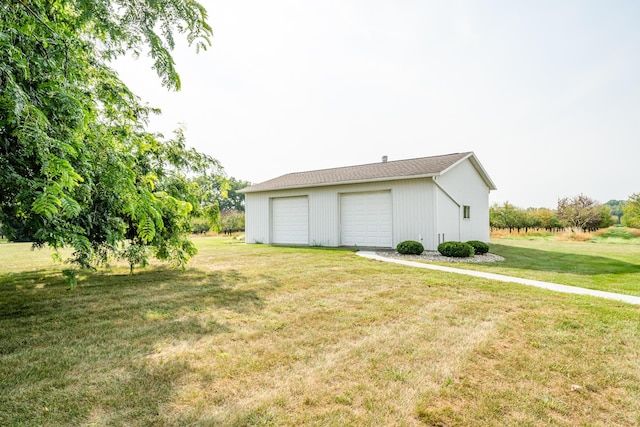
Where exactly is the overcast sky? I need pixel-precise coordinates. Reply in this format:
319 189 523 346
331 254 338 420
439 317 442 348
113 0 640 209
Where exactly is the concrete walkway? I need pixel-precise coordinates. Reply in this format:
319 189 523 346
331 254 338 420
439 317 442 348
357 251 640 306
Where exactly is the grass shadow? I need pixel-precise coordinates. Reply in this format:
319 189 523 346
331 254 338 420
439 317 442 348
0 269 68 288
0 266 265 425
489 244 640 276
1 266 263 317
0 266 264 355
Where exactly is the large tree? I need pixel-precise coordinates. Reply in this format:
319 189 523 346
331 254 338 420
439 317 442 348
0 1 217 281
557 194 605 232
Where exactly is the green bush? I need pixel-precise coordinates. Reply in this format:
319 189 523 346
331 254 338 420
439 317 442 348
437 241 474 258
396 240 424 255
466 240 489 254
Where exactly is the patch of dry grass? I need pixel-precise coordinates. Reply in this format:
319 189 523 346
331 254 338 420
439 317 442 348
1 237 640 426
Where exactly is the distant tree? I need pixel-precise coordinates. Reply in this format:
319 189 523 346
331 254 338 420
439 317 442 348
524 208 543 231
190 217 210 235
604 200 625 224
220 210 245 234
218 177 251 212
489 204 502 230
517 210 538 233
531 208 564 232
622 194 640 228
557 195 605 232
490 202 520 232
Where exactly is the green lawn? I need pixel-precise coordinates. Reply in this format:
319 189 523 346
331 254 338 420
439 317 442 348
433 236 640 296
2 236 640 426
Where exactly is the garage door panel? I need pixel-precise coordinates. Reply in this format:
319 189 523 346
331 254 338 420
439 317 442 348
341 191 392 247
272 197 308 244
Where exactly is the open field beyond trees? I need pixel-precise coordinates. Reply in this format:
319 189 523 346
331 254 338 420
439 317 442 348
1 236 640 426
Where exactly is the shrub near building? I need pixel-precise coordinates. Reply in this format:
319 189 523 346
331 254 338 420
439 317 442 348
396 240 424 255
438 241 475 258
466 240 489 254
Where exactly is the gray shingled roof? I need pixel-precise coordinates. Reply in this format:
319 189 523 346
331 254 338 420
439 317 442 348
242 152 495 193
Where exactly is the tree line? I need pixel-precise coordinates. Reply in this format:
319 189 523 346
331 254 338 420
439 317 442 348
491 194 640 233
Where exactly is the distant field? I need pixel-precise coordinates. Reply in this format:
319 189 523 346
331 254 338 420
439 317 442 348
2 237 640 426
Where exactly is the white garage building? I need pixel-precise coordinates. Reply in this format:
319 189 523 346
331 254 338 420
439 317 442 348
241 152 497 250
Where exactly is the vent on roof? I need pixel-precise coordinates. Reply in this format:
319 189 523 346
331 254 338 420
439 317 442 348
382 155 388 163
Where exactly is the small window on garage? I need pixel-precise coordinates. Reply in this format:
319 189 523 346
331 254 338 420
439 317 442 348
463 205 471 219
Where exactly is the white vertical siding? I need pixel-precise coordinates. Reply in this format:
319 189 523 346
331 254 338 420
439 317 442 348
437 159 491 242
391 179 436 249
244 157 492 248
435 186 461 244
244 193 270 244
308 190 339 246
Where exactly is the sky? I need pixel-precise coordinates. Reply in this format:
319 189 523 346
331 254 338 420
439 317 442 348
113 0 640 209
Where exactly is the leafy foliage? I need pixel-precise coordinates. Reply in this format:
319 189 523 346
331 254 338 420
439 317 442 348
622 194 640 228
490 203 561 233
396 240 424 255
605 200 625 224
490 197 613 234
466 240 489 255
218 177 251 212
557 194 608 232
490 203 530 232
0 1 217 276
220 210 246 234
190 218 211 235
438 242 475 258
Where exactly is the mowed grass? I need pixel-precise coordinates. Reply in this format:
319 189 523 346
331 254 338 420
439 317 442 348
438 233 640 296
2 237 640 426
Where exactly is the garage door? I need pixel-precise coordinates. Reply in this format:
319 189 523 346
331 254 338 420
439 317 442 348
272 196 309 245
341 191 392 247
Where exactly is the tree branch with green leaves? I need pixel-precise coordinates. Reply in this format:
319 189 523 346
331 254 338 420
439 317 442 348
0 0 219 287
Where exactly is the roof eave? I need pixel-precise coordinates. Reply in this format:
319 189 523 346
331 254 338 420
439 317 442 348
240 173 440 193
